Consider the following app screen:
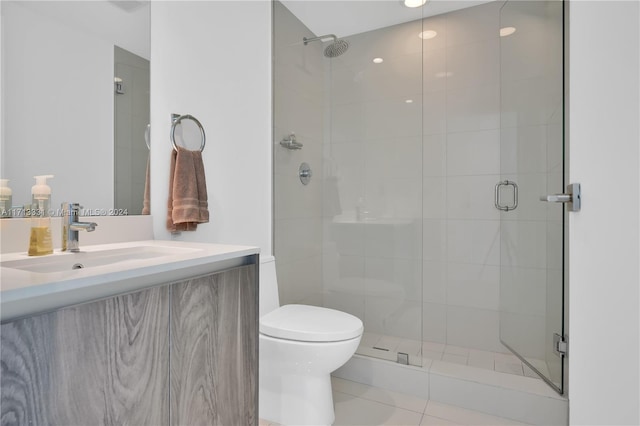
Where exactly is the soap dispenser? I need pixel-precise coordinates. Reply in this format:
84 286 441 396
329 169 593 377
0 179 12 218
28 174 54 256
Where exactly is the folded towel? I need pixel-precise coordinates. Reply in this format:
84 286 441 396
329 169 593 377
142 154 150 215
167 146 209 232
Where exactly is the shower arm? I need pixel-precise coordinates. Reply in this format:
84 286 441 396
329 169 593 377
303 34 337 45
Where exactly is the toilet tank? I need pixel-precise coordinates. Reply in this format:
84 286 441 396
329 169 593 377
259 256 280 318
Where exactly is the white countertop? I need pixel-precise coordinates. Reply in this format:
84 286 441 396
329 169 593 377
0 240 259 322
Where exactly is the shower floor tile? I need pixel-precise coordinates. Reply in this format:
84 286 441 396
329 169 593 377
441 353 468 365
396 339 423 356
356 335 545 380
495 360 525 376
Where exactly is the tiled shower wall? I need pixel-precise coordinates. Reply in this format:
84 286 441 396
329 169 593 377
273 2 325 306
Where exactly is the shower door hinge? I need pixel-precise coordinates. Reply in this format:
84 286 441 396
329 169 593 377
553 333 568 357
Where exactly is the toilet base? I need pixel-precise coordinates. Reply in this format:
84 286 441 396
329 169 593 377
259 334 361 425
260 372 334 425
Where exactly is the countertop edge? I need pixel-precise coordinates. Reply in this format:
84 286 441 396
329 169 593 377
1 241 260 323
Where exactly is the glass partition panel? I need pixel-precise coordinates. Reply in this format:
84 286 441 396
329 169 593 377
323 17 424 366
272 0 424 367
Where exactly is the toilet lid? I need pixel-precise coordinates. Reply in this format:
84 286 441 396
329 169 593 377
260 304 363 342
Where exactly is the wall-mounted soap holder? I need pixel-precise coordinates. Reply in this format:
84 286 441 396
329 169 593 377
280 133 303 150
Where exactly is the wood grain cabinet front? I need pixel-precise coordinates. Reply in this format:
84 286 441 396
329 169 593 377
0 263 257 426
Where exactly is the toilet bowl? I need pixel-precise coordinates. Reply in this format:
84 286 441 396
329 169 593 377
259 256 363 425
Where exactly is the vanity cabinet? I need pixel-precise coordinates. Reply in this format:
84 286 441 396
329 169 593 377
0 264 257 426
170 266 257 425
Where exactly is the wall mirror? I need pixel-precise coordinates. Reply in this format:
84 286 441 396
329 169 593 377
1 0 150 216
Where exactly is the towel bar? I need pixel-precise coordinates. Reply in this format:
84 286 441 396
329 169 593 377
170 113 206 152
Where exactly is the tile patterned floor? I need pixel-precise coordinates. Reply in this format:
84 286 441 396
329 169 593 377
259 377 528 426
357 332 549 380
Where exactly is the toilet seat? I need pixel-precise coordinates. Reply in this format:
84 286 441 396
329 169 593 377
260 304 363 342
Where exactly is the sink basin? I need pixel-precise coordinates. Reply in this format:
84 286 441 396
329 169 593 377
1 245 197 273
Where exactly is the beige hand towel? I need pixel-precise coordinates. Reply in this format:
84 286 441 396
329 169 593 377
167 146 209 232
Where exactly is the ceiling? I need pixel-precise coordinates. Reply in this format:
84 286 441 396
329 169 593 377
10 0 150 59
280 0 495 38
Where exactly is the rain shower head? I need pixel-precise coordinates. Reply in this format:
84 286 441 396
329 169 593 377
303 34 350 58
323 39 350 58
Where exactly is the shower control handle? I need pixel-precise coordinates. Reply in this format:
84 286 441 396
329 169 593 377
299 169 312 178
299 163 312 185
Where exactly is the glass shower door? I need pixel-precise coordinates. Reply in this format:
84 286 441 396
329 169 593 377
498 0 565 393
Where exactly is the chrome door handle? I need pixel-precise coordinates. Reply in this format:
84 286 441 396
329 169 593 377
540 194 571 203
540 183 581 212
495 180 518 211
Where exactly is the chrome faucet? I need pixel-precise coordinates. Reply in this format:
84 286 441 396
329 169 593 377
61 202 98 252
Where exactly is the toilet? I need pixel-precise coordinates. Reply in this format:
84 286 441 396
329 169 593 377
259 256 363 425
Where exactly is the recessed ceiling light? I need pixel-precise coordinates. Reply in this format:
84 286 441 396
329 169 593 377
404 0 427 7
500 27 516 37
419 30 438 40
405 99 414 104
373 57 384 64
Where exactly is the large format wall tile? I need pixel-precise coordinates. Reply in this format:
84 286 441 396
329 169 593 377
273 1 324 310
447 129 500 176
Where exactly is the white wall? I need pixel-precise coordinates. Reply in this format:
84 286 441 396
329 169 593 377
150 1 272 255
568 1 640 424
2 2 113 211
1 1 4 180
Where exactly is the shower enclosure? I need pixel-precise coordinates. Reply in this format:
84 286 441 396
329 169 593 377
273 0 565 394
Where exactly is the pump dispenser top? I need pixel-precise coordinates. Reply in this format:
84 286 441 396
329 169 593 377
31 174 54 215
32 174 54 199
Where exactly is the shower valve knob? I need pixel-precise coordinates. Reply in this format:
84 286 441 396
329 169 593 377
299 163 312 185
